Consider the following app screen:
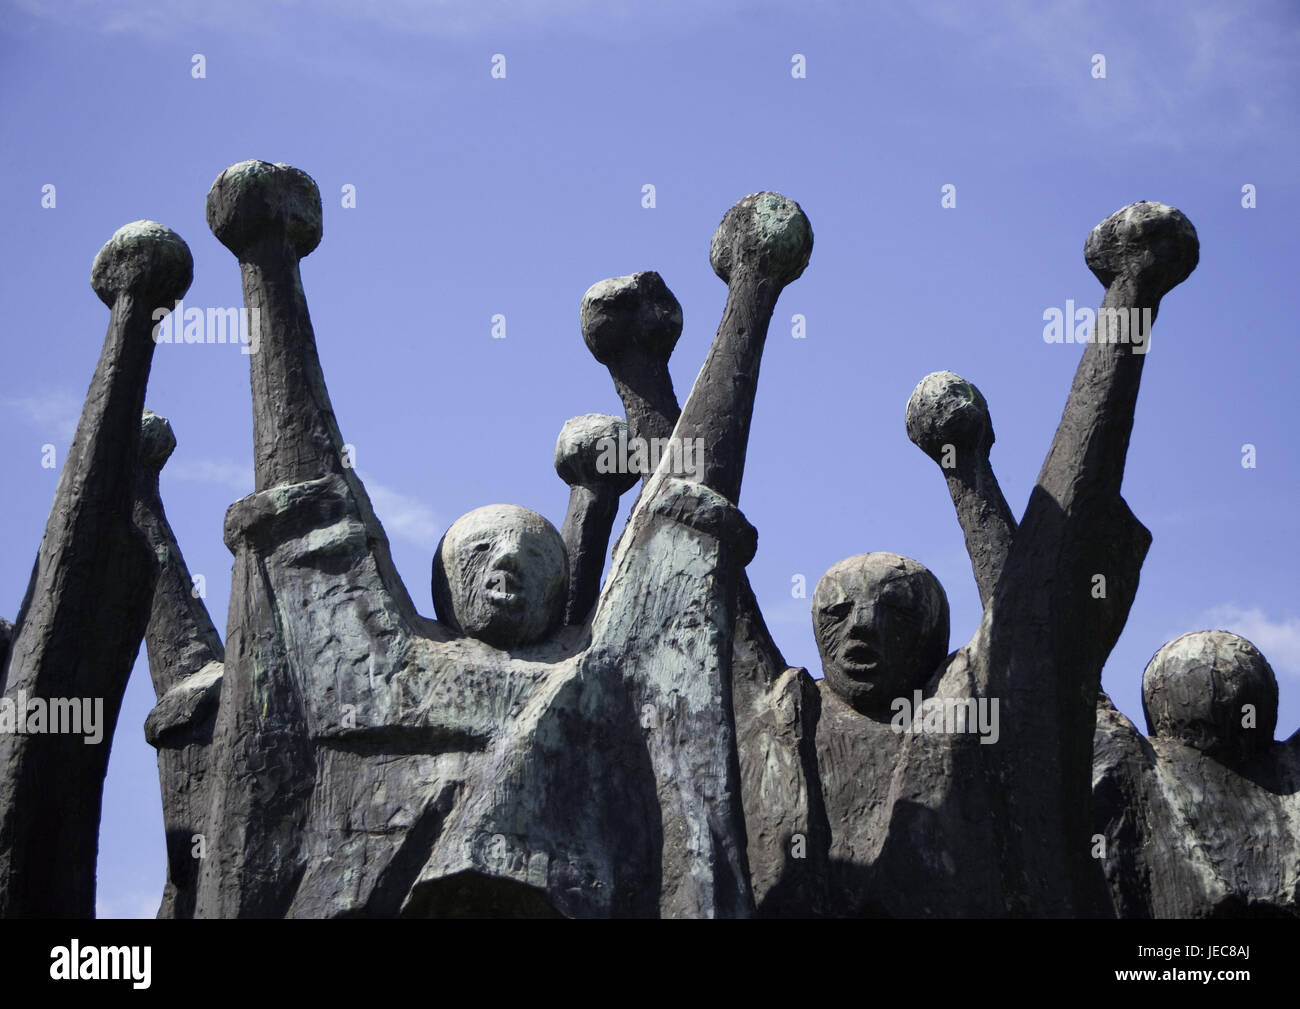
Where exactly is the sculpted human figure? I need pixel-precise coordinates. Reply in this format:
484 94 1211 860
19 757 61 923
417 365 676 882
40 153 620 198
811 370 1008 915
900 362 1299 920
810 202 1199 916
1093 630 1300 916
810 552 951 915
8 170 1263 921
891 366 1298 919
163 162 815 918
580 271 830 915
137 415 618 917
0 222 193 917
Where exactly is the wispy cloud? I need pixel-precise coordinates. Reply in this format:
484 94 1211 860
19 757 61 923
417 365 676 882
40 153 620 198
157 458 439 549
902 0 1300 152
3 390 82 441
16 0 1294 151
9 0 735 40
166 458 252 495
1192 604 1300 681
364 477 441 551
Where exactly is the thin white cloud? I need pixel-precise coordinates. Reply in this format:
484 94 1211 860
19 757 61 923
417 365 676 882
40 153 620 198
3 390 82 441
10 0 715 40
362 476 441 551
1192 604 1300 681
901 0 1300 152
157 458 439 549
166 458 252 495
8 0 746 97
16 0 1294 152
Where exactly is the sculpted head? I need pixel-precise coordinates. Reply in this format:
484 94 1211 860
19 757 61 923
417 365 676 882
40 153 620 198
813 552 949 714
432 505 568 649
1142 630 1278 762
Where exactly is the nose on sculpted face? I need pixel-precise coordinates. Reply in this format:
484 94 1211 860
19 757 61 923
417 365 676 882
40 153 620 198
844 614 880 654
488 544 523 573
849 600 881 632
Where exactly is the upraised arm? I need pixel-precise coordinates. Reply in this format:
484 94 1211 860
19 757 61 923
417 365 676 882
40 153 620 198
580 271 683 453
132 410 225 919
581 215 827 916
1038 204 1198 508
588 193 813 917
554 414 637 625
205 161 418 623
962 201 1199 916
1000 203 1198 676
905 371 1017 607
133 410 225 705
0 222 192 917
198 162 429 916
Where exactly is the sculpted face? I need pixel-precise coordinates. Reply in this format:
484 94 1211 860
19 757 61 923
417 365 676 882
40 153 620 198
813 553 950 714
432 504 568 649
1142 630 1278 762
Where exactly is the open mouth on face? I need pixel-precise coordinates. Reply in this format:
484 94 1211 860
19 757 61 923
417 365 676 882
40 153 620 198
484 572 525 609
840 642 879 678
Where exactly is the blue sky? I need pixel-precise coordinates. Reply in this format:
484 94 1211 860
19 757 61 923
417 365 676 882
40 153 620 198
1 0 1297 917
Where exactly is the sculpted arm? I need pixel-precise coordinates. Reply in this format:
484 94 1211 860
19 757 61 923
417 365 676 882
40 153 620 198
588 194 813 916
